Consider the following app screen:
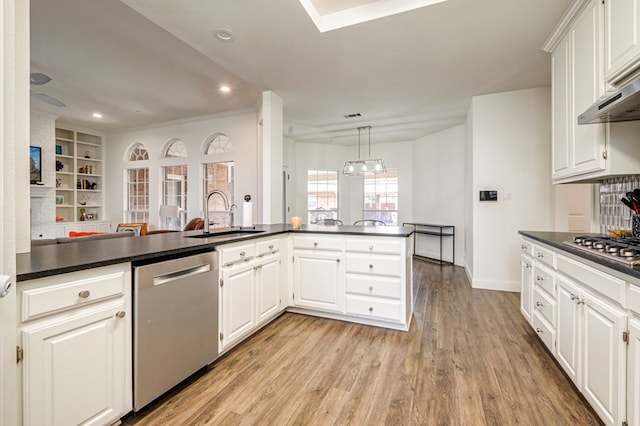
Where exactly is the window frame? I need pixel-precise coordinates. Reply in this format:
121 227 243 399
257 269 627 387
363 169 399 225
307 170 339 224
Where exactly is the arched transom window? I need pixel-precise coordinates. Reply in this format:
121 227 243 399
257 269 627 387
204 133 232 155
164 139 188 158
128 143 149 161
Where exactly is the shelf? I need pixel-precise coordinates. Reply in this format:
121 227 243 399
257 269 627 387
56 204 74 208
55 154 74 159
77 205 101 208
77 141 101 147
403 223 455 265
77 173 102 178
77 189 101 193
55 188 74 192
55 137 74 143
78 157 102 162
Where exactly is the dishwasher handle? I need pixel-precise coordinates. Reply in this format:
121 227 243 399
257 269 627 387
153 263 211 287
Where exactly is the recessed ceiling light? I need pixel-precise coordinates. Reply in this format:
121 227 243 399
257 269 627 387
92 112 103 118
220 85 231 93
213 28 234 42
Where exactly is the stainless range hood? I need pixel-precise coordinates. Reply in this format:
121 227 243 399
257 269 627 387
578 78 640 124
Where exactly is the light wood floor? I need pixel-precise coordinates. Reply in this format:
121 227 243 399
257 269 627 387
123 260 602 425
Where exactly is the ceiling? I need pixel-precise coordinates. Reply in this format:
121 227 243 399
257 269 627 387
30 0 571 145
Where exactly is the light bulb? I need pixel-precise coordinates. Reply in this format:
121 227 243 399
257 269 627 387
348 164 354 172
362 164 367 171
375 162 382 171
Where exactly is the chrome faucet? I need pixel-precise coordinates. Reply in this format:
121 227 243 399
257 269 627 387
204 190 234 233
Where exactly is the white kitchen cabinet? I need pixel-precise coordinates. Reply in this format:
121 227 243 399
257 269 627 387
294 250 344 313
628 317 640 426
18 264 131 426
256 254 280 325
218 236 287 352
551 0 608 183
604 0 640 84
220 261 256 351
556 275 581 385
55 220 112 237
581 291 627 426
520 253 533 324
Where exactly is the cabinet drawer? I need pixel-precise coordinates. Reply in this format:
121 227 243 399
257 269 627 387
221 243 255 266
533 263 555 297
629 284 640 315
557 254 625 305
345 295 402 322
345 275 402 299
520 239 533 256
345 238 402 255
533 286 556 328
345 254 402 277
256 238 281 257
293 236 343 251
21 269 126 322
533 245 556 269
532 311 556 354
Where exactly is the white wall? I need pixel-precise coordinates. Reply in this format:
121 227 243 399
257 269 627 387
412 125 465 265
294 140 413 225
105 110 259 229
29 110 57 239
467 87 554 291
464 104 474 278
259 91 284 224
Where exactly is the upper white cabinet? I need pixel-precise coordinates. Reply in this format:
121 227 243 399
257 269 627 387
551 0 608 182
604 0 640 84
547 0 640 183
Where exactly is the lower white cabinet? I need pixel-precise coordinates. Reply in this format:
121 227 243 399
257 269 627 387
220 261 256 351
18 264 132 426
628 317 640 426
293 250 344 313
218 237 286 353
520 255 533 324
556 275 581 384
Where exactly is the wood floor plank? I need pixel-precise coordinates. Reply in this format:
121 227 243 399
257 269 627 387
123 260 603 426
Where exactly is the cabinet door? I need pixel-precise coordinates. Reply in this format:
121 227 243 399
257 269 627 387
221 263 256 350
256 256 280 325
22 301 128 426
552 34 571 179
556 276 581 386
582 293 627 426
572 0 607 176
629 318 640 426
605 0 640 83
520 257 533 324
294 251 344 313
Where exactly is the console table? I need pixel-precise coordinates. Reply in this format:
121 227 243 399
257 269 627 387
403 223 454 265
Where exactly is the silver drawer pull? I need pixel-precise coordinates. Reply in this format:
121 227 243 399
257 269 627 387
368 307 373 312
521 244 526 249
536 328 543 334
115 311 126 319
535 301 544 307
525 263 531 269
369 264 373 269
369 285 374 291
336 258 340 263
536 276 544 281
314 242 318 247
268 244 274 249
570 294 578 301
78 290 90 298
240 251 246 257
536 253 544 258
369 245 374 250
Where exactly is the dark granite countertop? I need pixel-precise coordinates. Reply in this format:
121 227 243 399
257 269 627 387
519 230 640 281
18 224 414 281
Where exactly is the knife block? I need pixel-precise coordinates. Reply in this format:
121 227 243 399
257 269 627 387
632 215 640 238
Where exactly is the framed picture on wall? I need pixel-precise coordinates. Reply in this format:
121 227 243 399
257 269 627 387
30 146 42 184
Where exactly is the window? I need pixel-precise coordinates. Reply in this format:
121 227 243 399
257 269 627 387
203 161 234 228
125 143 149 222
126 168 149 223
307 170 338 223
164 139 188 158
161 165 188 229
363 169 398 225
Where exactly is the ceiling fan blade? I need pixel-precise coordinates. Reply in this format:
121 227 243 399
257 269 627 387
30 72 51 85
31 92 66 107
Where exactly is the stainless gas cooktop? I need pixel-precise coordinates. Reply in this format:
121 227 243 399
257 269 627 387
563 235 640 266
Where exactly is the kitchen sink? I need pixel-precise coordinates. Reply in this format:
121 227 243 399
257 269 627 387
185 229 266 239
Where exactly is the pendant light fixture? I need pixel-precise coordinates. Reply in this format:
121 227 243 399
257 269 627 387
342 126 386 176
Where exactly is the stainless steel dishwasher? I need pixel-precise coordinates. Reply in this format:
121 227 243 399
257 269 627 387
133 251 219 411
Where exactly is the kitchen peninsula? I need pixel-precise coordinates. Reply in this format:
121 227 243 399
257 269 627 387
15 224 414 426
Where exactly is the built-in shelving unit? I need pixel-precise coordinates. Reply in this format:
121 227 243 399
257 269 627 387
55 127 104 223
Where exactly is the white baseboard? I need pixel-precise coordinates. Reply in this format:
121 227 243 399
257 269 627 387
471 278 521 292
